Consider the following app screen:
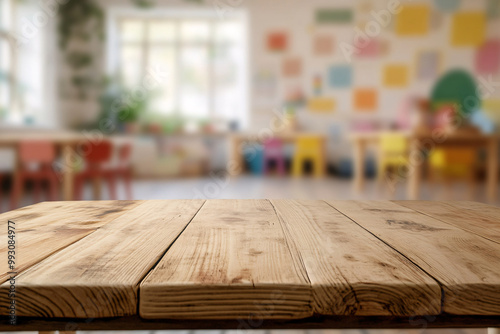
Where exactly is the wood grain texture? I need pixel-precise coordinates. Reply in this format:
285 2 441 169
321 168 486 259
395 201 500 244
0 200 142 230
140 199 312 319
329 200 500 315
0 200 204 318
0 201 142 283
270 200 441 316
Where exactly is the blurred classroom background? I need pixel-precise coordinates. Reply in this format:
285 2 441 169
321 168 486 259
1 0 500 211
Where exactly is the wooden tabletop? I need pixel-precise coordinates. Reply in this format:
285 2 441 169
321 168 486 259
1 200 500 330
349 130 499 142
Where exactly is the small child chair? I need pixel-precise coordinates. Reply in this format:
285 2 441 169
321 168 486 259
243 144 264 175
377 133 409 184
11 140 59 209
105 143 133 200
263 138 286 175
292 135 325 177
74 140 116 200
0 149 15 212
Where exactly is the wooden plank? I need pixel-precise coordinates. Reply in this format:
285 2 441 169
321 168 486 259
0 200 142 230
270 200 441 316
395 201 500 244
329 200 500 315
0 200 205 318
139 199 311 319
0 201 142 283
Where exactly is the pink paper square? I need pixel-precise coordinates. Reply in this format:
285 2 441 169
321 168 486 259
355 39 380 57
314 34 334 55
476 40 500 74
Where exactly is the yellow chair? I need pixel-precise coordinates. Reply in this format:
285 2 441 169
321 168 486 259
292 136 325 177
377 133 409 183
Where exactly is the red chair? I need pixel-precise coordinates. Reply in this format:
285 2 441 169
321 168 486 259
263 138 286 176
0 149 16 212
105 143 133 200
74 140 116 200
11 141 59 209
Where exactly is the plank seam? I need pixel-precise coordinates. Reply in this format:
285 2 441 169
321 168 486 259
268 199 313 312
135 200 207 315
323 200 446 314
392 201 500 246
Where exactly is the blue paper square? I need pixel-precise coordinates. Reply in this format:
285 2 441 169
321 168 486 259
328 65 352 88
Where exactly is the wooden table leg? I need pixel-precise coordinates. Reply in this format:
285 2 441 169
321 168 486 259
92 177 102 200
408 138 421 200
487 138 498 203
230 136 244 176
62 143 74 201
353 138 366 192
10 148 22 210
319 137 326 177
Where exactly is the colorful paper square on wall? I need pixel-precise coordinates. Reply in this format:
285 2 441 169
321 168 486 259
315 8 353 24
282 57 302 77
354 89 378 111
267 31 288 51
434 0 461 12
383 65 410 87
328 65 352 88
308 97 336 113
396 5 430 36
475 40 500 74
451 12 486 46
487 0 500 19
355 38 381 57
483 99 500 112
417 51 440 80
314 34 334 55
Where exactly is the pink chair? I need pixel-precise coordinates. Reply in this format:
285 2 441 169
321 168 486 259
263 138 286 175
11 141 59 209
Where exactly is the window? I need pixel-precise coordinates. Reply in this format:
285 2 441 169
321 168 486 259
111 10 248 127
0 0 13 122
0 0 46 125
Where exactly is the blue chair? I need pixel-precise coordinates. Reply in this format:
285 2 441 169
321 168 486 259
243 144 264 175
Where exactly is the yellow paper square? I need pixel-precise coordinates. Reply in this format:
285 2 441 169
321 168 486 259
308 97 335 113
383 65 409 87
396 5 430 36
451 12 486 46
483 99 500 112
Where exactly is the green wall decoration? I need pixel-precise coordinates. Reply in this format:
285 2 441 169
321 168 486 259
430 69 480 116
315 9 353 24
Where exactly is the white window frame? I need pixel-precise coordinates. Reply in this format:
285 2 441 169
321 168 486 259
106 7 249 128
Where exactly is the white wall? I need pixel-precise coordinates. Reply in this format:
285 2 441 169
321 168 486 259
55 0 500 140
